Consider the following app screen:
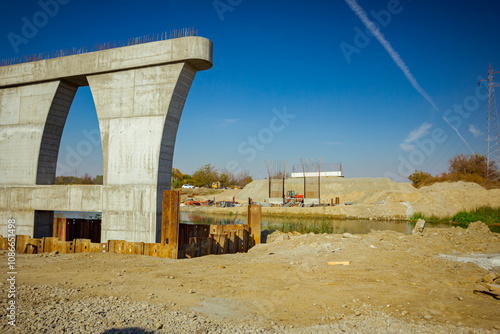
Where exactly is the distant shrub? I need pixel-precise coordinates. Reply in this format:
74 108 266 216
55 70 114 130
408 153 500 189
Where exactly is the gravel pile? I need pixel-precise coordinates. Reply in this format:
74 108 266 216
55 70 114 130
1 284 495 333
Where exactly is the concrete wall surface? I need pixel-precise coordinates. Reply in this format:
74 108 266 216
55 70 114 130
0 36 213 243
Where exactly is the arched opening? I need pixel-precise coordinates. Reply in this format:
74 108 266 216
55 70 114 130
36 80 78 185
34 83 103 238
55 86 103 181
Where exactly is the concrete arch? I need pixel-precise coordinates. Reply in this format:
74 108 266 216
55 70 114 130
0 36 213 242
36 80 78 185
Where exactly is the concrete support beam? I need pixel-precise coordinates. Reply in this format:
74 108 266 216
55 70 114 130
0 37 212 87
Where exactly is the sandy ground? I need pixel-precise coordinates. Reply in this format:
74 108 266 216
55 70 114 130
1 222 499 333
184 179 500 220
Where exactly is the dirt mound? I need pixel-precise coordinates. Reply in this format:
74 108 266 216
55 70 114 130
236 177 415 204
412 182 500 218
467 221 494 236
233 178 500 219
420 181 486 192
236 179 269 201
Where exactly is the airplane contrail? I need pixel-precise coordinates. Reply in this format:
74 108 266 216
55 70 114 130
344 0 476 153
442 117 475 153
344 0 439 111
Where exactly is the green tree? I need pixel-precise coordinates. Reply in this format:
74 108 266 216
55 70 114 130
172 168 183 180
81 173 93 184
93 175 103 184
191 164 219 187
181 174 193 185
171 177 181 189
219 169 236 187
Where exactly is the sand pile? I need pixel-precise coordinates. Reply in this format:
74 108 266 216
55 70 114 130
234 178 500 218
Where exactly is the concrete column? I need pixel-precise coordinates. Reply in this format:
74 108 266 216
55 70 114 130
88 62 197 243
0 80 77 236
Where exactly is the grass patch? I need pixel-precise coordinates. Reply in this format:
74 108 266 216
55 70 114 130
273 221 334 234
410 206 500 232
265 217 347 234
451 206 500 228
409 212 442 224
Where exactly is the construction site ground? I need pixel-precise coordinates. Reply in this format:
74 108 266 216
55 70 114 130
1 222 500 333
182 178 500 220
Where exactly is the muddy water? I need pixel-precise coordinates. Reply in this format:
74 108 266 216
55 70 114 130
180 212 450 235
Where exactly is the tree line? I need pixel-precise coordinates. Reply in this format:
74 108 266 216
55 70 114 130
172 164 253 188
55 174 103 185
409 153 499 189
53 164 253 189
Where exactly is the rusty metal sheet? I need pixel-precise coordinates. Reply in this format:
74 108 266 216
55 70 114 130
15 235 30 253
158 243 173 258
248 204 261 245
0 236 8 250
43 237 58 253
74 239 91 253
52 218 67 241
89 242 102 253
162 190 180 259
26 238 43 254
98 243 108 253
108 240 126 254
124 242 144 255
52 218 59 238
58 241 75 254
144 243 161 257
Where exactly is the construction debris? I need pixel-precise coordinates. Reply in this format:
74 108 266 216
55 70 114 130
328 261 351 266
412 219 426 234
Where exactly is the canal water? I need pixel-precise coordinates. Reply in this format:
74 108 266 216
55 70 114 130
180 212 451 235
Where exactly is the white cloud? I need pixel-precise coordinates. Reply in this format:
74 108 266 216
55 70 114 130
405 122 433 143
469 124 483 137
399 122 432 151
323 141 343 146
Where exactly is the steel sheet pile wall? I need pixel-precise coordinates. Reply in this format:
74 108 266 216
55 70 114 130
179 224 253 259
0 199 262 260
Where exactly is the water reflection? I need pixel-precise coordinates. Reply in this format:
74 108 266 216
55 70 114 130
179 212 451 235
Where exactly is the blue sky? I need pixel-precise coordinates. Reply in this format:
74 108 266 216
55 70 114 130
1 0 499 181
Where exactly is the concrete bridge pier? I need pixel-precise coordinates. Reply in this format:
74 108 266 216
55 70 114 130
0 36 213 243
88 62 197 243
